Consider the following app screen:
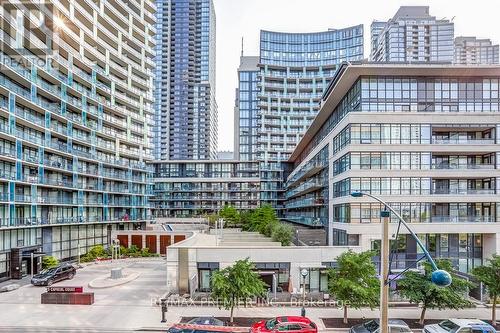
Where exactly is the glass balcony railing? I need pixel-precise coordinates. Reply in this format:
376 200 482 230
285 178 325 199
283 216 326 227
431 163 495 170
432 138 495 145
285 197 325 209
431 188 496 195
430 215 496 223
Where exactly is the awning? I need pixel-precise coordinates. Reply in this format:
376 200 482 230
21 252 46 259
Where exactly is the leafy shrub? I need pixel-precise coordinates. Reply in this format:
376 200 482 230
79 245 110 262
120 245 128 256
128 245 139 254
271 224 293 246
88 245 107 258
42 256 59 269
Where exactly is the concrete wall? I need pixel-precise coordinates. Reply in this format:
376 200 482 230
165 238 361 294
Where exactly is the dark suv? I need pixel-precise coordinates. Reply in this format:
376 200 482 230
31 263 76 286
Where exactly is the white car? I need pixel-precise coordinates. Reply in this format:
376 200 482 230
424 319 496 333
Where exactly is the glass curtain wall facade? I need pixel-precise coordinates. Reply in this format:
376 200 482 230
256 27 364 208
454 37 499 65
370 6 454 63
153 0 217 160
285 63 500 272
234 56 259 162
152 161 260 216
0 0 155 280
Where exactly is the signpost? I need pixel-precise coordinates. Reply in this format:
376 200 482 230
47 286 83 293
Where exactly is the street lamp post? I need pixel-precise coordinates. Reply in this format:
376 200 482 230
300 268 308 317
350 191 452 333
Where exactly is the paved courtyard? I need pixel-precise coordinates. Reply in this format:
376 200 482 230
0 258 496 332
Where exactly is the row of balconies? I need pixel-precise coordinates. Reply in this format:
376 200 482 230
0 122 150 171
335 214 497 224
0 213 153 229
1 194 147 206
0 1 153 93
155 203 259 210
0 73 148 144
151 195 261 201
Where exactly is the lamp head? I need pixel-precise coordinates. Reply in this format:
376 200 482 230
431 269 452 287
350 191 363 198
300 269 308 277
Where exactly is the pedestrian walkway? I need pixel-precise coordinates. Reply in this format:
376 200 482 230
0 274 31 290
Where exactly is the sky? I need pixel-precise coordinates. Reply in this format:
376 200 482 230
214 0 500 152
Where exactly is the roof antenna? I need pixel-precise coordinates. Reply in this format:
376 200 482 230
241 37 244 57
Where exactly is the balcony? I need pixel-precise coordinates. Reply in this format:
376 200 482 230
285 178 325 199
283 216 326 227
285 198 325 209
432 189 496 195
430 215 495 223
431 163 495 170
287 160 326 187
432 138 495 145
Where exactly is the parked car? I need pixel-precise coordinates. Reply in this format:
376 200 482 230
424 319 496 333
349 319 412 333
31 263 76 286
187 317 225 326
251 316 317 333
167 324 248 333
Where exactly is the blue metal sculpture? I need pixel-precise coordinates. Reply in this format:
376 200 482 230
351 191 452 287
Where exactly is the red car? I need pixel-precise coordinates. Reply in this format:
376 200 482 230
251 316 317 333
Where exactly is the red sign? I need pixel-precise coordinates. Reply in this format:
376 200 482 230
46 286 83 293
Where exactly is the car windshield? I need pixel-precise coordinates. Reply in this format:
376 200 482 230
265 319 278 330
39 267 57 275
364 320 380 333
438 321 460 333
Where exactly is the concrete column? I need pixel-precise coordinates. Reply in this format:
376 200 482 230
156 236 161 255
142 234 146 249
170 235 174 245
127 234 131 248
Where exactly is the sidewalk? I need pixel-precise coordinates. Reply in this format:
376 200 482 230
0 275 31 290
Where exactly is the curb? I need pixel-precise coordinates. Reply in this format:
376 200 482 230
88 271 141 289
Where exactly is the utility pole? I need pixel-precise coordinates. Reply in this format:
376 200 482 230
380 210 390 333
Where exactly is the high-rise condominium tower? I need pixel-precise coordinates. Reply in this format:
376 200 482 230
285 63 500 271
454 37 499 65
234 56 259 162
154 0 217 160
235 27 364 207
371 6 454 63
0 0 155 279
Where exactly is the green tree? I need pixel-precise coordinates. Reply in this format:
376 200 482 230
211 258 266 323
328 250 379 324
247 205 278 236
271 223 293 246
472 254 500 326
219 205 240 226
398 259 473 325
42 256 59 269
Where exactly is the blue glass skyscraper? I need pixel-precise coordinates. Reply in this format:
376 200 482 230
235 27 364 208
154 0 217 160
